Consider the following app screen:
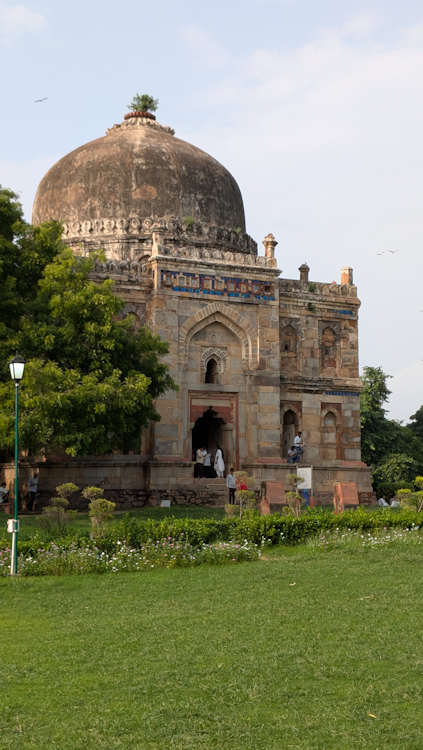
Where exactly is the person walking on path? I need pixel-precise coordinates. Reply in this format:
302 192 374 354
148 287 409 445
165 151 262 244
27 471 39 511
214 445 225 478
226 469 236 504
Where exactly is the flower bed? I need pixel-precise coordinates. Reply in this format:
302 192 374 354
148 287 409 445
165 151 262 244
308 524 423 551
0 537 261 577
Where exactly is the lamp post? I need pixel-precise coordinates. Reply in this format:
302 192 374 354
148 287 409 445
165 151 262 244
8 354 25 576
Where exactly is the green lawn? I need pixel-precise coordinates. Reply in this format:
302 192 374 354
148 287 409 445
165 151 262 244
1 546 423 749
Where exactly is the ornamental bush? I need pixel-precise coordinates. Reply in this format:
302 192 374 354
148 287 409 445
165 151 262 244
2 508 423 557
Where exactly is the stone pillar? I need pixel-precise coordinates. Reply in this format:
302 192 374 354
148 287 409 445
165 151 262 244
299 263 310 283
341 266 353 285
262 233 278 259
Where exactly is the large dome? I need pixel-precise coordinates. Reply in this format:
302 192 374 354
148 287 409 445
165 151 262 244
32 116 246 232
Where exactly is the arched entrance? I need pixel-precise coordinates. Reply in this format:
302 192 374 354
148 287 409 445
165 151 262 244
282 409 298 458
192 407 223 456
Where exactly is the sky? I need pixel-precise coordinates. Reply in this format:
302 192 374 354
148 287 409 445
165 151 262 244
1 0 423 422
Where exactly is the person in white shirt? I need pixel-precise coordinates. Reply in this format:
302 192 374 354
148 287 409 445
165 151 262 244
226 469 236 503
293 432 304 463
27 472 39 511
195 447 206 479
203 451 212 478
214 445 225 478
0 482 8 503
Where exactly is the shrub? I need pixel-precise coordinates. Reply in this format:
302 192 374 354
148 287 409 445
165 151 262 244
83 486 116 538
38 483 79 534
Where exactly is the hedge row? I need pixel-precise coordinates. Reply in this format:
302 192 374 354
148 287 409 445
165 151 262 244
1 508 423 555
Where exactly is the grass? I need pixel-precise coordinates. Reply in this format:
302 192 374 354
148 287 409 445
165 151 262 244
1 544 423 748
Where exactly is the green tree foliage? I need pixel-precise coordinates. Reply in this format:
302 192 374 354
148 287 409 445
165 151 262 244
408 405 423 440
360 366 423 493
0 185 62 353
127 94 158 113
0 186 176 457
360 366 423 467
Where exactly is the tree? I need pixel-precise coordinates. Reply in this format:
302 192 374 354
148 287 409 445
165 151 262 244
360 366 423 468
127 94 158 113
408 406 423 440
0 186 176 457
0 186 62 354
360 366 423 494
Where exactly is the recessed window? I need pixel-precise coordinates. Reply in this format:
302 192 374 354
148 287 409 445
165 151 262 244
240 283 248 293
163 274 172 286
203 278 212 290
205 358 218 384
284 342 290 352
228 281 236 292
252 283 260 294
264 285 271 294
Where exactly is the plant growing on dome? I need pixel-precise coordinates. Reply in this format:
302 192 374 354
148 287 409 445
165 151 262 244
128 93 159 113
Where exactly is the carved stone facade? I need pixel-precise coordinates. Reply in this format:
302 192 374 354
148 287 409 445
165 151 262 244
25 113 373 504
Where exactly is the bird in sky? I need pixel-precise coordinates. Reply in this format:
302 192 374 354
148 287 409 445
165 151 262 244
376 252 384 255
389 249 399 254
34 97 48 103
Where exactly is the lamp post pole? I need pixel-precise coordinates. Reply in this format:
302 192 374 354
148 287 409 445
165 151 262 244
8 354 26 576
10 381 19 575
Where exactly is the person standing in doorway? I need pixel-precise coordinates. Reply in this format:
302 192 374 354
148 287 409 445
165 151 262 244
294 432 305 463
226 468 236 504
203 450 212 478
214 445 225 478
27 471 39 511
195 447 206 479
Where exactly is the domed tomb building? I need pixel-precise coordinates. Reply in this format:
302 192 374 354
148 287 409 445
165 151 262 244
32 112 373 504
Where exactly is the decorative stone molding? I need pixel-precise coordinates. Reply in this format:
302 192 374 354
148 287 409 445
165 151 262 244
201 347 227 373
106 117 175 136
62 215 258 255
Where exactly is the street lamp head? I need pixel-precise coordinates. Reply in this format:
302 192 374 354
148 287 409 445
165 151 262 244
9 353 26 382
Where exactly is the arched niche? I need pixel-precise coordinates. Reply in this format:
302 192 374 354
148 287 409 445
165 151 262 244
281 324 298 372
321 326 338 373
281 408 299 458
189 322 240 386
321 408 342 460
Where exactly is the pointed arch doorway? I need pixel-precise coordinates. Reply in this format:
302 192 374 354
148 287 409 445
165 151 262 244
192 408 223 455
189 393 239 470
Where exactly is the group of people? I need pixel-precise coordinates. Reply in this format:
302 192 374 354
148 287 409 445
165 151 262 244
0 471 39 511
287 432 305 464
377 495 401 508
194 445 225 478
